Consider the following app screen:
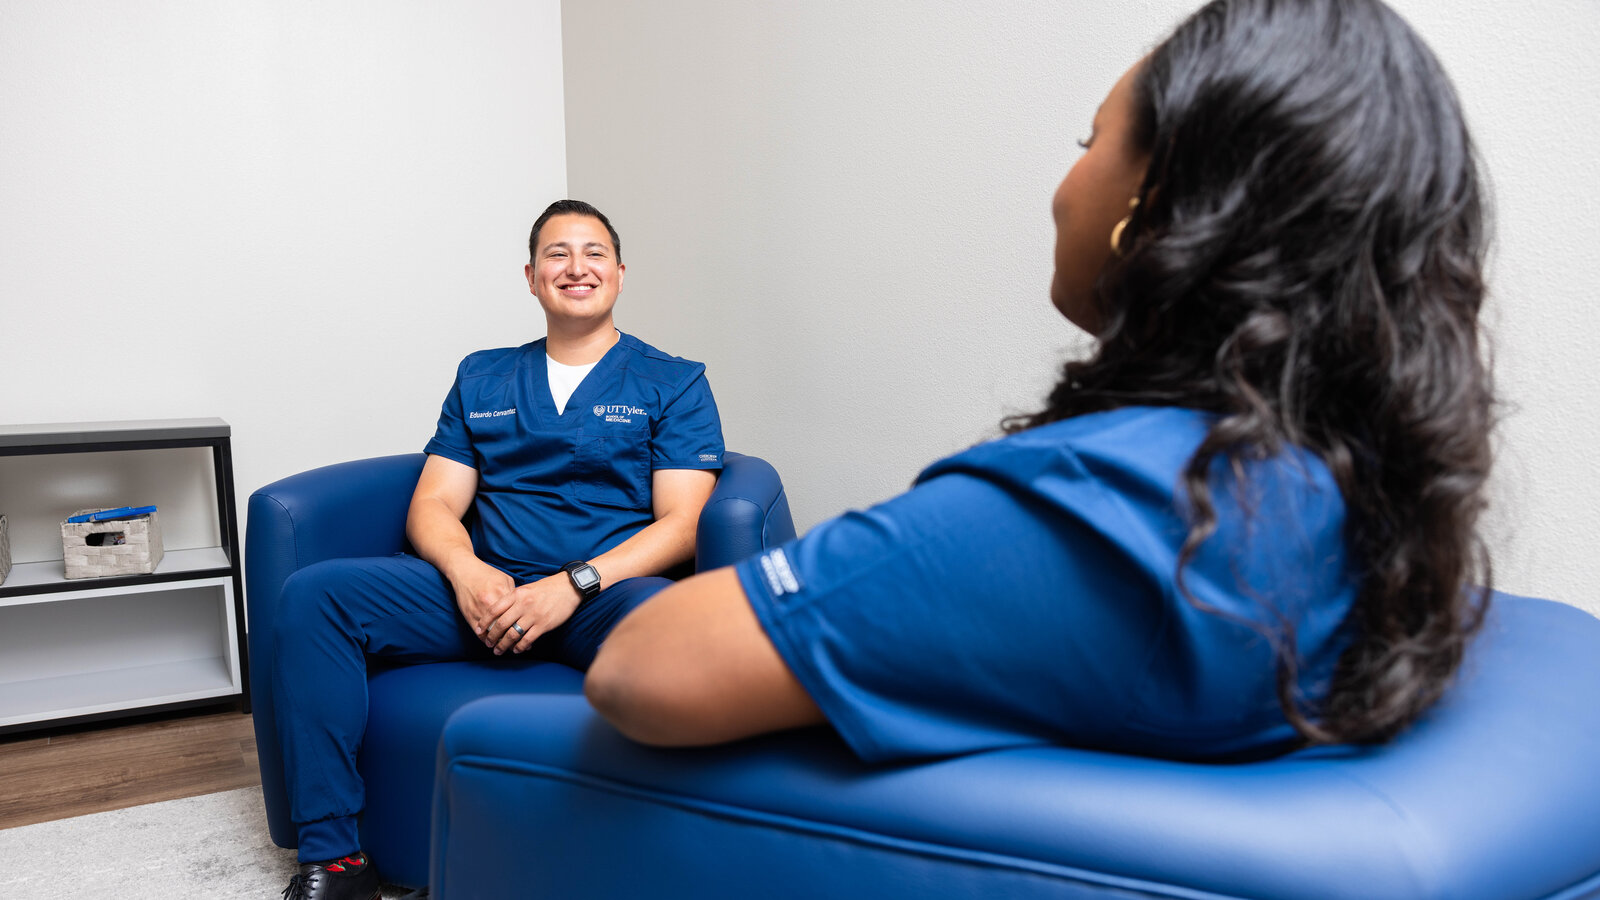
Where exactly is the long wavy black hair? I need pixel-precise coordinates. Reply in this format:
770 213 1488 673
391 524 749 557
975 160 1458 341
1008 0 1495 745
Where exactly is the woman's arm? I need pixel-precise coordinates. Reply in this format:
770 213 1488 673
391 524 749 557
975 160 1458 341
585 566 825 745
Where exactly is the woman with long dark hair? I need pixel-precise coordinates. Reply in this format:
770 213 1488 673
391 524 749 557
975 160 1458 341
585 0 1495 760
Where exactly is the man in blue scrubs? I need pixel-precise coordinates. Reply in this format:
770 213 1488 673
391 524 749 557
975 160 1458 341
274 200 724 900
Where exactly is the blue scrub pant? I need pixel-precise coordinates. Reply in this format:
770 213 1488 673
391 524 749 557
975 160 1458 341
271 553 670 863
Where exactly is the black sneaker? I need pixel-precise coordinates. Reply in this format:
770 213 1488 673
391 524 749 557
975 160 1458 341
281 852 382 900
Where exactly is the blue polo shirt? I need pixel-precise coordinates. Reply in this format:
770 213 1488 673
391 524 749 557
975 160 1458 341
425 332 724 582
736 407 1356 763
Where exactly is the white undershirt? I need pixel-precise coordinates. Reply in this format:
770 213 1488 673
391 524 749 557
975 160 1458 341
546 355 597 415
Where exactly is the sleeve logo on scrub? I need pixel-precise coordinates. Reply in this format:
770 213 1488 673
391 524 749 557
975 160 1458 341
758 548 804 597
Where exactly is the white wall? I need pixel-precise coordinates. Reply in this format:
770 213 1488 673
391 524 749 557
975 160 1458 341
0 1 567 557
561 0 1600 617
4 1 1593 618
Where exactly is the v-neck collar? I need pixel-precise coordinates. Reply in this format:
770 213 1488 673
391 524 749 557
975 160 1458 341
529 333 628 423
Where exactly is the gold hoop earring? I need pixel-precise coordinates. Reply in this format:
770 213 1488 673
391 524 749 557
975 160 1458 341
1110 197 1140 256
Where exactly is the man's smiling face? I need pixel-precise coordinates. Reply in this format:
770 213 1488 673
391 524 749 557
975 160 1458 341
526 213 625 326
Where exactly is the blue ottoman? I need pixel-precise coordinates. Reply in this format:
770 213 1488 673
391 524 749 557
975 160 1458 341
431 593 1600 899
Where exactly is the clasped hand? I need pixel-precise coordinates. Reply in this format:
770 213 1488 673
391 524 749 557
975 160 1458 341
452 563 581 656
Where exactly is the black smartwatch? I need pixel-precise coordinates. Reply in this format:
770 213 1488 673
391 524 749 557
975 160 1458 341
562 560 602 604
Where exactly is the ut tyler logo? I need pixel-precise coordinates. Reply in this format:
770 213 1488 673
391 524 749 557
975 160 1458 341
594 403 647 423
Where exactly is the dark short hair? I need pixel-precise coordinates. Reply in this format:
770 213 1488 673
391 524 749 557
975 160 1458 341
528 200 622 263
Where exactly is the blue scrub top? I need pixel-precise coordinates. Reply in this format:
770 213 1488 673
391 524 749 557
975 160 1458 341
425 332 724 582
736 407 1356 763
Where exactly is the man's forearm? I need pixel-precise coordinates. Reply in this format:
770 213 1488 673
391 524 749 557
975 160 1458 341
582 467 717 590
406 496 483 582
410 495 691 590
587 509 698 588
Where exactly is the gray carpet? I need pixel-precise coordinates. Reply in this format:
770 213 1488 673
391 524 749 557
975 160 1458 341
0 788 412 899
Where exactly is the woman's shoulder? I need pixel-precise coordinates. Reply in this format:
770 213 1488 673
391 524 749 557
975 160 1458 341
920 407 1212 484
1023 405 1213 454
919 406 1339 517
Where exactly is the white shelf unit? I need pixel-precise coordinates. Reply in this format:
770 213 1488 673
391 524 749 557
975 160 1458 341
0 418 247 734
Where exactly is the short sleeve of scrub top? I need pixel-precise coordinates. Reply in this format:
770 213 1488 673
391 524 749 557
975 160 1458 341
650 367 723 470
734 407 1355 764
424 357 477 469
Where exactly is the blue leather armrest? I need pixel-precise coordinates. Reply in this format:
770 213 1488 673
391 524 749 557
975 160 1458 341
245 453 425 847
697 451 797 571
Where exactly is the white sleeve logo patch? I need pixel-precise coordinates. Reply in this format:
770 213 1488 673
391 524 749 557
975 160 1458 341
758 548 803 597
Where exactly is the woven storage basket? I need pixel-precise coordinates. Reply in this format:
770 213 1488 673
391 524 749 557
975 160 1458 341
61 509 164 578
0 514 10 585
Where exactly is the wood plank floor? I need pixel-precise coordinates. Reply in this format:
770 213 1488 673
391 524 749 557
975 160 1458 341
0 708 259 830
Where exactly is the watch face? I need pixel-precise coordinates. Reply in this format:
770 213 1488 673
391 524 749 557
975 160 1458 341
566 562 601 594
572 566 600 590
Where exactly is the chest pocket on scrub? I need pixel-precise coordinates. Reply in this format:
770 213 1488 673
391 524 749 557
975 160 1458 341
573 427 650 510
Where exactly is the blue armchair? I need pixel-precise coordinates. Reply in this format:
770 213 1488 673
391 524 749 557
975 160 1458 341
244 451 795 888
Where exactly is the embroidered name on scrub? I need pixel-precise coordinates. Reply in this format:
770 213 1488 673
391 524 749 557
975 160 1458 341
594 404 647 424
468 408 517 419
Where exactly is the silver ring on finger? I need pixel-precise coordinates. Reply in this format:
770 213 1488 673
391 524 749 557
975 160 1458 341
511 622 526 637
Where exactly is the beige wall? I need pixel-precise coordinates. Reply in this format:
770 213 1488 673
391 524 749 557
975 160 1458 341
562 0 1600 616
